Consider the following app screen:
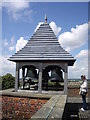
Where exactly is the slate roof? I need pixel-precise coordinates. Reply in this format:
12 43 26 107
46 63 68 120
9 19 75 66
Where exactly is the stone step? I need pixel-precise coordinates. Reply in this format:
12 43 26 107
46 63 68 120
78 109 90 119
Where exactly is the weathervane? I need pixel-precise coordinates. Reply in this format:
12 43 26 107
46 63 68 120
45 14 47 22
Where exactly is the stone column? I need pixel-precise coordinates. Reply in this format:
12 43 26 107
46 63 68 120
64 63 68 94
15 63 19 92
22 67 25 89
38 63 42 93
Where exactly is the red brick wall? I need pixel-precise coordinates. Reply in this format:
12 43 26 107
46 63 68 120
68 88 80 97
68 88 90 97
1 96 48 120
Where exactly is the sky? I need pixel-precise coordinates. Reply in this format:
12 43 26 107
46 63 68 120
0 1 89 79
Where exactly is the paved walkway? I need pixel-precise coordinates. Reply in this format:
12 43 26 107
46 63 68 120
67 97 90 120
79 109 90 119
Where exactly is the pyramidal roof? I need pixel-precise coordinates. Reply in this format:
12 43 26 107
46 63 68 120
9 17 75 66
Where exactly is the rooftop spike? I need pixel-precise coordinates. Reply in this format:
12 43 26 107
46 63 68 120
45 14 47 22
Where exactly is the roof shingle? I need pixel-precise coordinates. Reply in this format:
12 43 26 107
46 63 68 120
9 22 75 65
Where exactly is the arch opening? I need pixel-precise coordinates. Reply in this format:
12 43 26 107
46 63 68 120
42 65 64 91
20 65 39 90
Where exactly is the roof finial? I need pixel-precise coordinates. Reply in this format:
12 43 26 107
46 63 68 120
45 14 47 22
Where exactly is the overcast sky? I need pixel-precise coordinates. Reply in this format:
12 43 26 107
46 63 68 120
0 1 89 79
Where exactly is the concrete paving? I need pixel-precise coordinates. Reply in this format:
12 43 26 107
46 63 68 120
67 97 90 120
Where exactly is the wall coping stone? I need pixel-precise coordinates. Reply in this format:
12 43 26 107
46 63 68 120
30 95 67 120
1 89 52 99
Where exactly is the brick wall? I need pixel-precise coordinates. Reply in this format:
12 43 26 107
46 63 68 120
68 88 80 97
68 88 90 97
1 96 48 120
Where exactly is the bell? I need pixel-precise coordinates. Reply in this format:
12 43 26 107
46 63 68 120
55 68 63 81
50 67 63 82
23 66 37 89
42 69 49 80
50 69 59 81
26 67 37 78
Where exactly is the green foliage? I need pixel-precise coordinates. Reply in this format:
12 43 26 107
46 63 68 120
2 73 15 90
0 76 2 90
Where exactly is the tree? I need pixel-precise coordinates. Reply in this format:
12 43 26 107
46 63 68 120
0 76 2 90
2 73 15 90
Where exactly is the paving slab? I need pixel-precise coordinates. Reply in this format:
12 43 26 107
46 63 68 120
78 109 90 119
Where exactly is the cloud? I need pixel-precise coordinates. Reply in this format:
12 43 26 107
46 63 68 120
69 58 88 79
75 49 88 58
9 46 15 51
50 21 61 36
9 36 15 51
3 0 29 10
34 22 44 32
0 55 15 76
68 49 88 79
11 36 15 45
2 0 32 21
3 37 15 52
59 23 88 52
16 37 28 52
3 39 8 47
